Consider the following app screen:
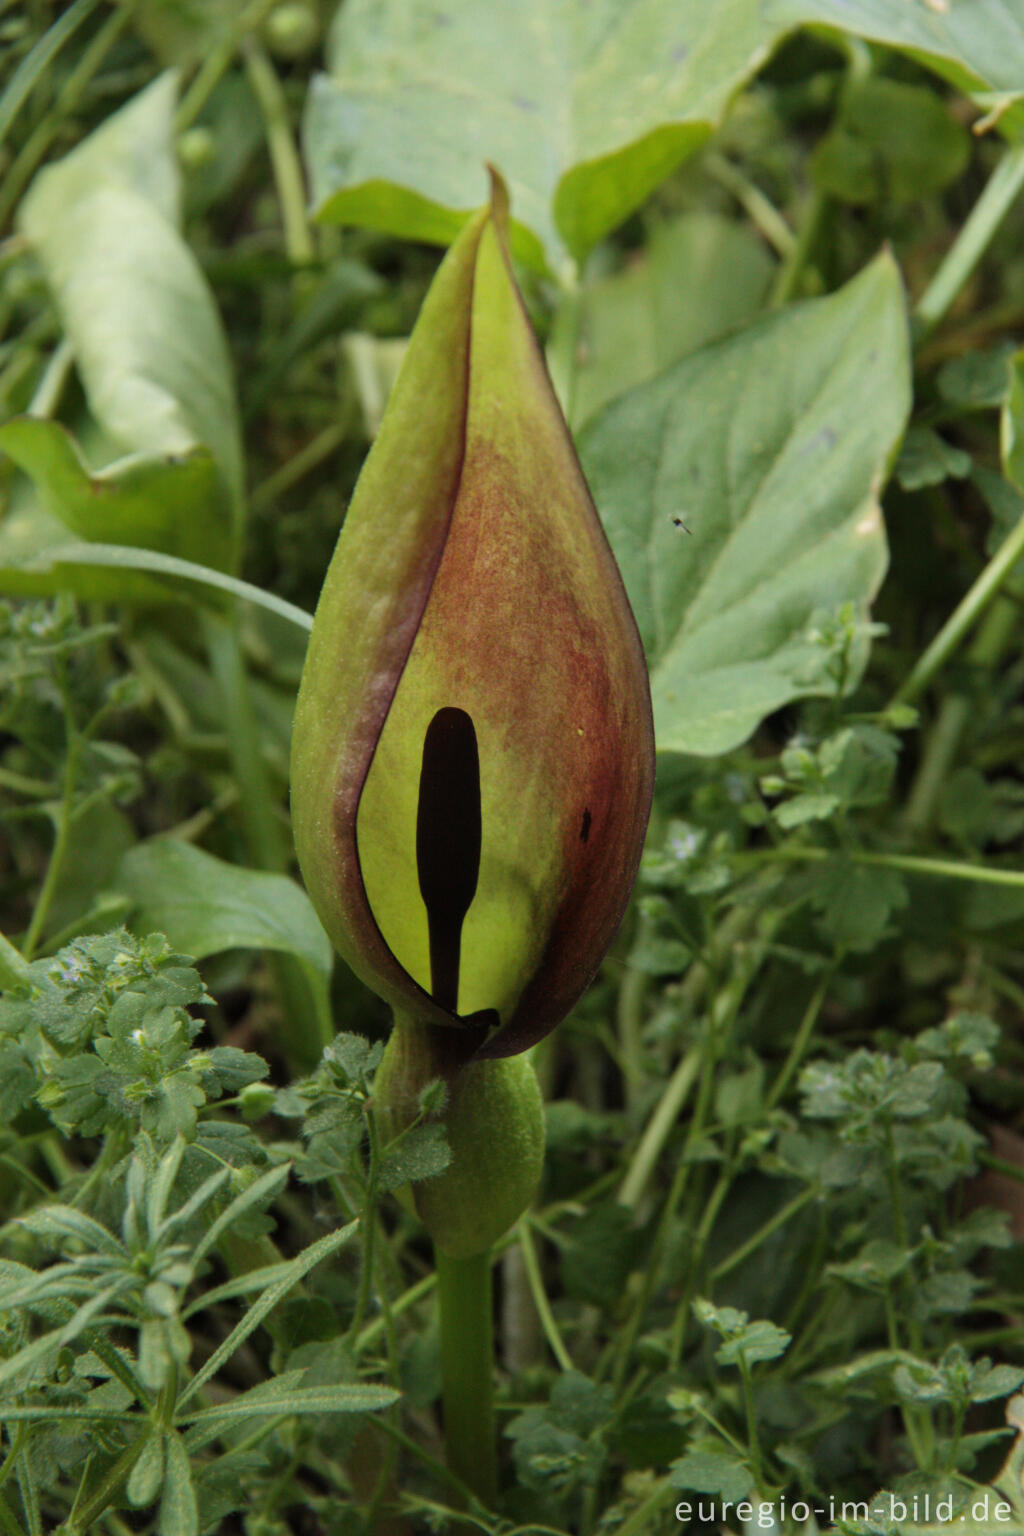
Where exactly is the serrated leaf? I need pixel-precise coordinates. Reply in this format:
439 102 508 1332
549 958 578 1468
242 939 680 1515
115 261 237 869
715 1318 791 1367
303 0 786 268
973 1366 1024 1404
378 1121 451 1192
580 253 909 754
117 839 332 979
670 1444 753 1502
811 860 908 953
896 426 971 492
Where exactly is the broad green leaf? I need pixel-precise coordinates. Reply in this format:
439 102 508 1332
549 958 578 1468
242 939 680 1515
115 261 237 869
0 419 232 571
771 0 1024 136
550 212 774 428
117 838 332 979
303 0 783 268
13 74 244 568
670 1444 753 1502
579 252 910 754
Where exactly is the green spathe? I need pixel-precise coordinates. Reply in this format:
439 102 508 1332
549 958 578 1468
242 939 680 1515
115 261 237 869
290 174 654 1060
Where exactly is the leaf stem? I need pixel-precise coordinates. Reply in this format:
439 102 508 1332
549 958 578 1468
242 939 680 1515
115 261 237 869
21 676 81 961
709 1185 820 1284
734 842 1024 890
915 144 1024 339
173 0 281 132
902 586 1021 833
0 0 137 230
241 37 314 268
518 1217 574 1372
893 503 1024 707
435 1245 497 1508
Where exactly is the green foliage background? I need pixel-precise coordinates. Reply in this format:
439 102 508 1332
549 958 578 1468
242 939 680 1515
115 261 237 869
3 1 1024 1532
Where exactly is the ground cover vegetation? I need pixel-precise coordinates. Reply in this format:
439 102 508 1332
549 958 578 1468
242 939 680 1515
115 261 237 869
3 2 1024 1532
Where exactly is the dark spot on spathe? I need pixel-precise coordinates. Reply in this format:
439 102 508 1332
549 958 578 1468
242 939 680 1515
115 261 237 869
581 807 592 844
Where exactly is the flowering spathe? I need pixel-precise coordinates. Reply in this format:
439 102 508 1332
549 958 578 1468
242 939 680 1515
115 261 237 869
290 173 654 1060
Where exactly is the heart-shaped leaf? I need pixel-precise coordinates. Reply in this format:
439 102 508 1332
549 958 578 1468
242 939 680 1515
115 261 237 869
579 252 911 754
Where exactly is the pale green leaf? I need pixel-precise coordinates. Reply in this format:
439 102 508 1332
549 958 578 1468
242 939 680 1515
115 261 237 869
304 0 783 267
579 252 910 754
15 75 243 566
551 212 774 428
117 839 332 979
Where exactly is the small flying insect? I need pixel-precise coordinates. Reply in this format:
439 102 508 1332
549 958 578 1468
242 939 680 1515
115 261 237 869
671 514 692 534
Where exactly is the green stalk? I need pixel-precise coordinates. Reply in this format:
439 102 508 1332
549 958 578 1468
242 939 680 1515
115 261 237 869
892 505 1024 708
518 1217 574 1372
0 0 136 229
902 590 1021 834
21 676 81 961
915 144 1024 339
710 1185 820 1284
734 842 1024 891
241 37 314 268
435 1245 497 1507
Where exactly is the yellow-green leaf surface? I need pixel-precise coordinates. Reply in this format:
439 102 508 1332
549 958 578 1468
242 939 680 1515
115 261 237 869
579 253 910 756
303 0 782 269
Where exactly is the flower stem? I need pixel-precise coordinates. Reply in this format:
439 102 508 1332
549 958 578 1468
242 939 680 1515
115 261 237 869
915 144 1024 339
892 501 1024 708
435 1244 497 1508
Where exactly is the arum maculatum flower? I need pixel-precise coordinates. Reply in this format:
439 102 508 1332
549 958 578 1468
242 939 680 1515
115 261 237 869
291 173 654 1256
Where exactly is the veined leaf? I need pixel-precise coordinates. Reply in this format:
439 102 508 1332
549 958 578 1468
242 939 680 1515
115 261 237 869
579 252 910 754
10 73 244 571
304 0 782 269
117 838 332 979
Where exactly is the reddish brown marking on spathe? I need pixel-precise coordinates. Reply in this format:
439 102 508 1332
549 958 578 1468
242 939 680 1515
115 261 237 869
580 808 592 844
